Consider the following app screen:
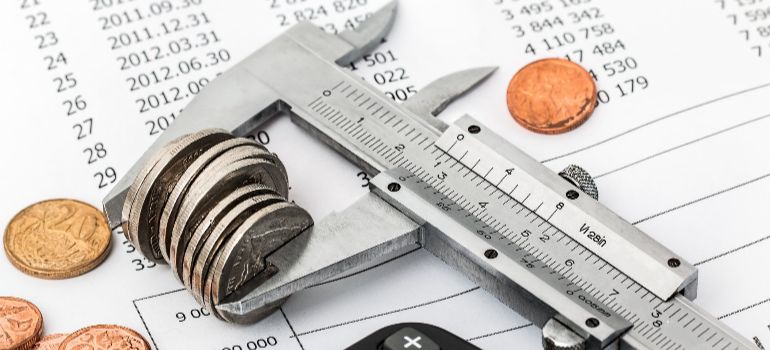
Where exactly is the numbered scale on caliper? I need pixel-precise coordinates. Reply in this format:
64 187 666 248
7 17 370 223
105 2 755 349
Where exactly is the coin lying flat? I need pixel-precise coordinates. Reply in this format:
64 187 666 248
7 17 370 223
0 297 43 350
58 325 149 350
208 202 312 308
29 333 66 350
159 138 260 263
4 200 110 279
127 129 232 262
506 58 597 134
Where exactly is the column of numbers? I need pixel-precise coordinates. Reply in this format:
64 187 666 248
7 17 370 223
716 0 770 57
88 0 232 137
21 0 119 190
492 0 650 105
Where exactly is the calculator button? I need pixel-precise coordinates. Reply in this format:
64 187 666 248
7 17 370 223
382 327 441 350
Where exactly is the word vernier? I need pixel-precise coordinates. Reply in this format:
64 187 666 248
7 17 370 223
104 3 754 349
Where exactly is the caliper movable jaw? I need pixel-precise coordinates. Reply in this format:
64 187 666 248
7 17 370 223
102 2 398 229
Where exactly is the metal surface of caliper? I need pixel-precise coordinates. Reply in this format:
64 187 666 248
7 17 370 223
103 3 754 349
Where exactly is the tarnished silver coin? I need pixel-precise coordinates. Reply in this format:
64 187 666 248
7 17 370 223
255 150 289 185
176 185 278 287
127 129 232 261
240 148 289 198
179 153 286 285
179 184 277 283
118 128 305 323
170 146 284 279
122 135 188 245
208 202 312 309
191 193 284 304
159 138 261 263
204 243 230 319
190 193 284 304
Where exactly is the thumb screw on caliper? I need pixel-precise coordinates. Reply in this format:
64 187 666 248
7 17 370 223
559 164 599 201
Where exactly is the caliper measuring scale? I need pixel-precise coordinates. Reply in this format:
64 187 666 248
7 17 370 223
103 2 755 349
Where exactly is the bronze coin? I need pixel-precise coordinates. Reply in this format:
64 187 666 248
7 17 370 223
58 325 149 350
4 199 111 279
0 296 43 350
506 58 597 134
30 333 66 350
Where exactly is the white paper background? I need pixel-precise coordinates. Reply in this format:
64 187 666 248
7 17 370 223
1 0 768 349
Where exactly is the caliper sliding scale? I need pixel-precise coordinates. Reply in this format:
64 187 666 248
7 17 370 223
103 3 754 349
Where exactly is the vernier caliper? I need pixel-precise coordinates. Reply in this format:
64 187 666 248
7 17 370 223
103 3 754 349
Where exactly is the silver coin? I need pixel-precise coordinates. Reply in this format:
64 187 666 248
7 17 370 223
209 201 312 307
248 148 288 184
171 145 264 280
192 193 284 304
190 192 284 305
174 184 277 283
267 151 289 185
203 243 229 319
127 129 232 262
159 138 260 263
170 145 284 279
227 143 289 192
237 147 289 198
204 245 278 323
121 135 189 246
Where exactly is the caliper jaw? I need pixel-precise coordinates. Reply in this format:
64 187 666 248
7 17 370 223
216 192 422 323
335 1 397 66
401 66 497 131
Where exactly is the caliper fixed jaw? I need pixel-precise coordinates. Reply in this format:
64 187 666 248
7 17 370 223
102 1 399 229
215 192 423 323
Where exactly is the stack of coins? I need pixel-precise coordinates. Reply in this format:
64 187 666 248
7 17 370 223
121 129 313 322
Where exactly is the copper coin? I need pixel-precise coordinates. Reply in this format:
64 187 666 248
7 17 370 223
506 58 597 134
4 199 111 279
0 296 43 350
58 325 149 350
30 333 66 350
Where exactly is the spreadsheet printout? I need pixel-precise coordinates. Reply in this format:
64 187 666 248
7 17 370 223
1 0 769 349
